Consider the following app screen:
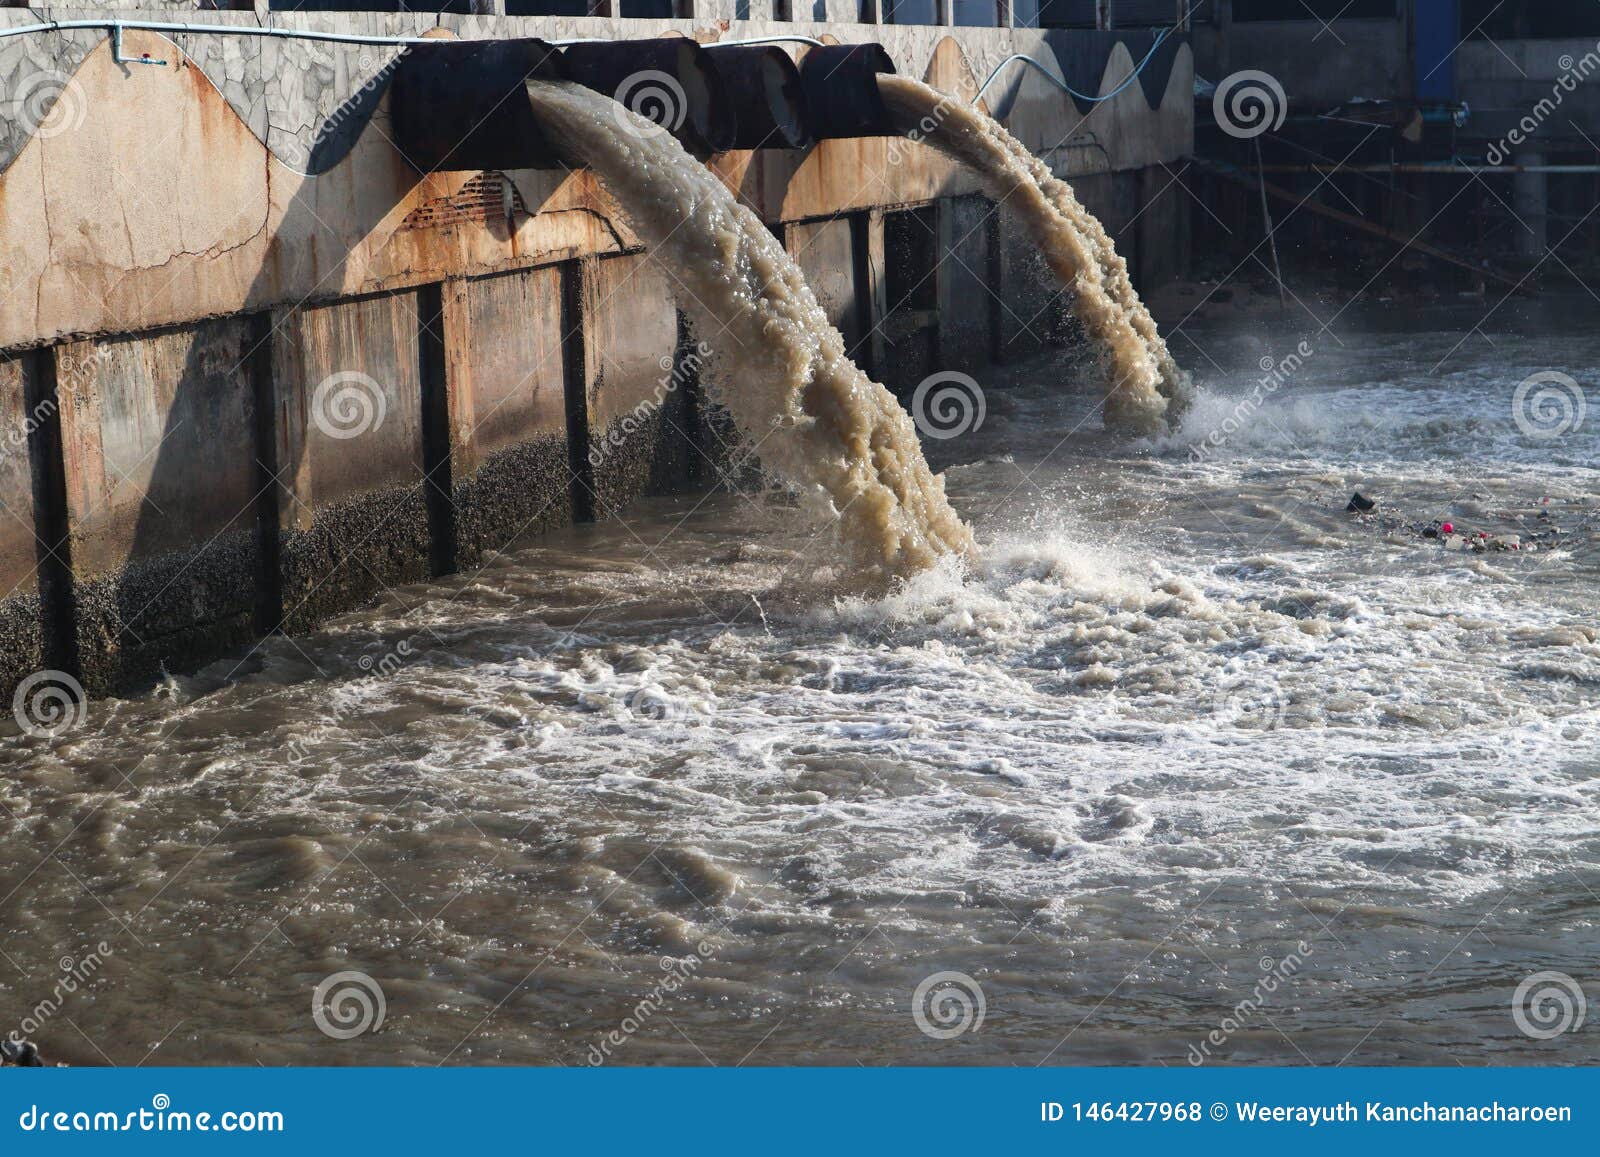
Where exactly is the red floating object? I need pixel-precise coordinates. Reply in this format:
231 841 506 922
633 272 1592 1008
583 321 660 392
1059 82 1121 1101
1440 522 1454 534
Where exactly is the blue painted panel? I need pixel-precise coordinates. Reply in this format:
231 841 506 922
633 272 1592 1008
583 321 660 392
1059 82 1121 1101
1414 0 1459 102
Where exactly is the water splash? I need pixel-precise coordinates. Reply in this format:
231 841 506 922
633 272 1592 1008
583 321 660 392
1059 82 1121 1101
526 80 975 580
878 75 1190 433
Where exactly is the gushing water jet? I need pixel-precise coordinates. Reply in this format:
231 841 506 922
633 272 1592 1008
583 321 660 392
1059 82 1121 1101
876 75 1192 434
524 77 976 579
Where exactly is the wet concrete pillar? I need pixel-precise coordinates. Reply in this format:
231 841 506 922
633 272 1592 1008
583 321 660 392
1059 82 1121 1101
52 323 265 695
266 293 433 638
0 352 57 702
1513 153 1548 258
573 254 690 518
863 209 889 375
439 269 573 573
789 217 865 359
937 195 997 376
1138 165 1189 291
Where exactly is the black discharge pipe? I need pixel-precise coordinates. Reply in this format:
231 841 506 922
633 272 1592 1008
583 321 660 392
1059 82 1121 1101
390 38 567 172
559 38 735 158
798 44 899 139
703 44 812 151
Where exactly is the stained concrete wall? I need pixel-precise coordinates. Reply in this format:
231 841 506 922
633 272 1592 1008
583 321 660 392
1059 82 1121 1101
789 217 865 357
55 321 263 693
443 267 572 572
0 16 1194 354
0 353 46 699
269 291 434 637
579 253 688 516
0 13 1193 702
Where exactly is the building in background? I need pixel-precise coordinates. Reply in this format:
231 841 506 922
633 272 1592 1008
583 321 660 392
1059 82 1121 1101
1192 0 1600 268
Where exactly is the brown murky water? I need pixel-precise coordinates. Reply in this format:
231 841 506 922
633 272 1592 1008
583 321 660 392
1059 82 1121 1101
880 75 1190 433
527 80 975 580
3 299 1597 1067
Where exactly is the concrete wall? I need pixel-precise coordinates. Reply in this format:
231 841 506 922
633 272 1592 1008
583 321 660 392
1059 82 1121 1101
56 320 263 693
1457 39 1600 150
937 194 999 375
578 252 689 515
0 353 48 699
0 12 1193 702
1193 9 1409 108
270 291 434 638
790 217 865 356
443 267 573 572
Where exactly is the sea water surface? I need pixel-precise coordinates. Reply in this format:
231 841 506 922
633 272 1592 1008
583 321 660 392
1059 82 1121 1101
3 298 1597 1066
